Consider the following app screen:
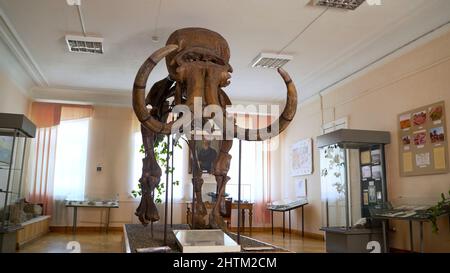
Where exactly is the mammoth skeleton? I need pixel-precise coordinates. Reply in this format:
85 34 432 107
133 28 297 229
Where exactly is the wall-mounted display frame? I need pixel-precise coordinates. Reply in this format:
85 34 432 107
294 177 307 198
398 101 449 177
290 138 313 176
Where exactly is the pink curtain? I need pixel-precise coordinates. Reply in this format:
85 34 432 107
27 102 92 215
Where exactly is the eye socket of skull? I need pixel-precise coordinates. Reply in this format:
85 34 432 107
175 48 226 66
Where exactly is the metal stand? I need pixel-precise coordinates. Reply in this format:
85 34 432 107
302 206 305 237
237 140 242 244
420 221 424 253
72 207 77 234
105 207 111 233
382 220 388 253
170 134 174 227
271 211 274 235
163 135 170 245
409 220 414 252
190 141 197 229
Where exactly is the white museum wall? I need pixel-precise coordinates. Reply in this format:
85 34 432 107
280 30 450 251
0 38 31 115
0 72 29 115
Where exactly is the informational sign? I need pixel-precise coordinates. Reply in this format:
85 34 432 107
398 101 449 176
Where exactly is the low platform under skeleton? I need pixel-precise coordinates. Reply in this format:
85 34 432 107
173 229 241 253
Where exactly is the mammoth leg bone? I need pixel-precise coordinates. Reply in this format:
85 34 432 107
135 125 162 225
189 140 207 228
135 74 175 226
210 140 233 229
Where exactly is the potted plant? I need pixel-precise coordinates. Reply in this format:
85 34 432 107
427 190 450 233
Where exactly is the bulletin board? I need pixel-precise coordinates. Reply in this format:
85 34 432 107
398 101 449 177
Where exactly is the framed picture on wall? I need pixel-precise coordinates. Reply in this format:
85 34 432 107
290 138 313 176
189 139 221 174
294 177 307 198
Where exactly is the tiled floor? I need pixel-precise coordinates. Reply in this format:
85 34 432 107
18 230 325 253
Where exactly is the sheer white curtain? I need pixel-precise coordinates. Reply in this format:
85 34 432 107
226 114 273 226
51 118 90 226
53 118 90 201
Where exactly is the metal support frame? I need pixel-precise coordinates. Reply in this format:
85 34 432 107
237 140 242 244
163 135 170 245
72 207 78 234
170 134 174 227
2 130 17 227
409 220 414 252
189 140 198 229
382 220 388 253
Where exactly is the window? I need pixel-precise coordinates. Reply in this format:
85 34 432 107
227 139 266 202
53 118 90 200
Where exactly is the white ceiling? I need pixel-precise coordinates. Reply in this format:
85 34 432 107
1 0 450 104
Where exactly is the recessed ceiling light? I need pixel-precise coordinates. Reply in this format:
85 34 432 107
312 0 366 10
251 53 293 69
65 35 104 54
66 0 81 6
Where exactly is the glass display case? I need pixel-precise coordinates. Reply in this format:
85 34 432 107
0 113 36 252
317 129 390 253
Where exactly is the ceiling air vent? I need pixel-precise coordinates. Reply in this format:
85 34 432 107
65 35 104 54
251 53 293 69
312 0 366 10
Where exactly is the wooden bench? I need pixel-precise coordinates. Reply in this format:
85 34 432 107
16 215 50 249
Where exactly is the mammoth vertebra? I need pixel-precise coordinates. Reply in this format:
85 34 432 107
133 27 297 229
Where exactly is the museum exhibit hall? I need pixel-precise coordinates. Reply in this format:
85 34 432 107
1 0 450 259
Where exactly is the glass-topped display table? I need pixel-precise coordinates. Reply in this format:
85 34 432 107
266 198 308 238
65 197 119 234
370 200 450 253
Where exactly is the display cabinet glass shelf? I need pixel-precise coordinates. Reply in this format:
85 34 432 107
317 129 391 253
0 114 35 252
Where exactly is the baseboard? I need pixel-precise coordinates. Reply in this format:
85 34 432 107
228 226 324 241
49 226 123 233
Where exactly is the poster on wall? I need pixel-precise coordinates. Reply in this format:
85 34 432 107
294 177 307 198
398 101 449 176
290 138 313 176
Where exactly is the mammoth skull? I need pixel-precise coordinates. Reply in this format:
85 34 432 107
132 28 298 229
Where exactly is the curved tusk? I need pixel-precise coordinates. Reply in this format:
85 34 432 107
133 44 179 134
233 67 297 141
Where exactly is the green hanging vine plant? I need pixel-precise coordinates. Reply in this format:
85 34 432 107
321 144 346 197
131 137 181 203
427 190 450 234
